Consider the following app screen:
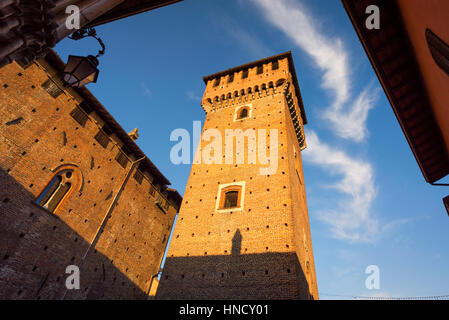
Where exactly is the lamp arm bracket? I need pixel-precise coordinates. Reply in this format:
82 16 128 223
68 27 105 57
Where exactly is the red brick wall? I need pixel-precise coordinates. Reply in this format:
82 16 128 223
0 60 178 299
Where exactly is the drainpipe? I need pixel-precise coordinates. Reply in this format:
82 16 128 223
61 155 145 300
146 212 178 299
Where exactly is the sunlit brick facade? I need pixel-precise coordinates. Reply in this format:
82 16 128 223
156 52 318 300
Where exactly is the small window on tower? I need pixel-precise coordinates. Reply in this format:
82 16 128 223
214 78 220 87
242 69 248 79
272 60 279 70
237 107 248 120
234 104 252 121
228 73 234 83
257 65 263 74
224 191 238 208
216 183 245 211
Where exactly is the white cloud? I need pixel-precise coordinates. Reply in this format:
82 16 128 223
304 130 409 241
303 130 378 242
186 90 201 101
249 0 377 142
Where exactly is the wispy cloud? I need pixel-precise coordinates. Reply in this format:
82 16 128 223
304 130 408 242
141 81 151 97
249 0 377 142
186 90 201 101
304 130 378 242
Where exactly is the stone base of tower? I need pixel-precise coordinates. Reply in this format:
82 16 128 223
155 252 314 300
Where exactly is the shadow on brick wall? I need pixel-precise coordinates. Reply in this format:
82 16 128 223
0 167 146 300
156 229 313 300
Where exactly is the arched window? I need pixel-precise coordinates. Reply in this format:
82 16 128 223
234 105 252 121
36 169 74 213
237 107 248 120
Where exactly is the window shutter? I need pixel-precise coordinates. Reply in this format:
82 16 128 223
115 150 129 168
42 79 63 98
70 107 88 127
94 129 109 148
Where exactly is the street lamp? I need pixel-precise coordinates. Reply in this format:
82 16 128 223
62 55 99 87
62 28 105 87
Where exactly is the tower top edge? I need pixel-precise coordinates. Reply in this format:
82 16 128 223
202 51 307 124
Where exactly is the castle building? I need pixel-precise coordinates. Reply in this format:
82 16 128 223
156 52 319 300
0 50 181 299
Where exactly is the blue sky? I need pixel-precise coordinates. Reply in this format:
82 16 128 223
55 0 449 299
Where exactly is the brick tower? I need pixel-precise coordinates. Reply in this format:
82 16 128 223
156 52 318 300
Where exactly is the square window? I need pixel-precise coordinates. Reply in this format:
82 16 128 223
216 182 245 212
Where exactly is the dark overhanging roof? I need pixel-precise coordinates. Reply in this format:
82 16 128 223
87 0 183 27
202 51 308 125
44 50 171 187
342 0 449 183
